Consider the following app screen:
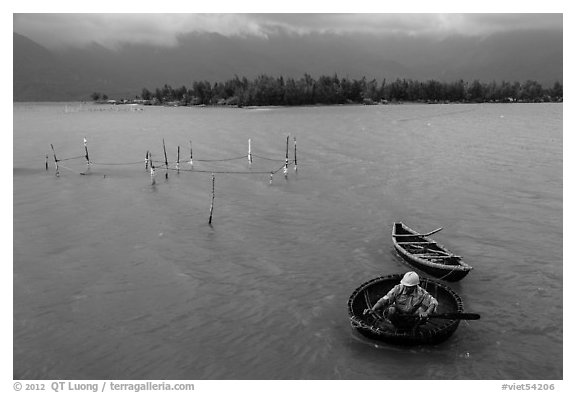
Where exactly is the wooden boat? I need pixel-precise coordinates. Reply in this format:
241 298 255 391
392 222 472 282
348 274 467 345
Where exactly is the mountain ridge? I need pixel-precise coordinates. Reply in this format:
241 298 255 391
13 30 562 101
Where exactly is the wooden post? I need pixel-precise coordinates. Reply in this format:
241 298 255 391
83 137 90 169
50 144 59 176
284 135 289 178
149 153 156 185
208 173 215 225
177 145 180 173
293 136 297 172
163 138 169 179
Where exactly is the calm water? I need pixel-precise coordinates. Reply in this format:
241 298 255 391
13 102 562 380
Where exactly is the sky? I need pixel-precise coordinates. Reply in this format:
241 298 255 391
13 12 564 50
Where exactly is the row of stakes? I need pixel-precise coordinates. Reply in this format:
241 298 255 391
47 136 298 225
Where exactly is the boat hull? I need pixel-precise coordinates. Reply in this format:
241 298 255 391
392 222 472 282
394 247 471 281
348 274 463 345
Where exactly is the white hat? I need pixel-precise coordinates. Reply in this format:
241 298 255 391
400 271 420 287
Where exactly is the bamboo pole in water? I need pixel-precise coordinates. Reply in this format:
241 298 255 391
50 144 59 176
163 138 169 179
149 153 156 185
294 136 297 172
284 135 289 178
208 173 215 225
83 137 90 169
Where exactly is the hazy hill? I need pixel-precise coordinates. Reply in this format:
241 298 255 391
13 29 562 101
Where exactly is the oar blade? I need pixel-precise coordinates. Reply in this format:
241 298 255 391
423 227 443 236
431 312 480 320
392 227 443 238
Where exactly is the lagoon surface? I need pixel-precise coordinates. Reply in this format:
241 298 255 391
13 102 562 380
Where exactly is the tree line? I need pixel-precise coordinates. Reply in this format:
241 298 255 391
103 74 563 106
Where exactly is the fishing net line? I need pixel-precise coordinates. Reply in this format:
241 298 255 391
47 138 297 178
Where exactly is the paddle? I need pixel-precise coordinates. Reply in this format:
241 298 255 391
393 227 443 237
363 309 480 321
427 312 480 320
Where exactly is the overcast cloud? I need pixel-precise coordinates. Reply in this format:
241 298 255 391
13 13 563 49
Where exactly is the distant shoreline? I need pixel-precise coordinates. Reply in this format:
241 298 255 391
12 99 564 109
76 74 564 108
13 100 563 108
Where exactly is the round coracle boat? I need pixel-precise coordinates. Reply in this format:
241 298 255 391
348 274 465 345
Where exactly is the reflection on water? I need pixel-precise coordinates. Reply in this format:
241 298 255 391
13 103 562 379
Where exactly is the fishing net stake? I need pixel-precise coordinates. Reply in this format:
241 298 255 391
176 146 180 173
50 144 60 177
145 151 150 170
208 173 215 225
284 135 289 179
162 138 169 179
83 137 91 172
293 136 298 172
149 153 156 185
248 138 253 167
